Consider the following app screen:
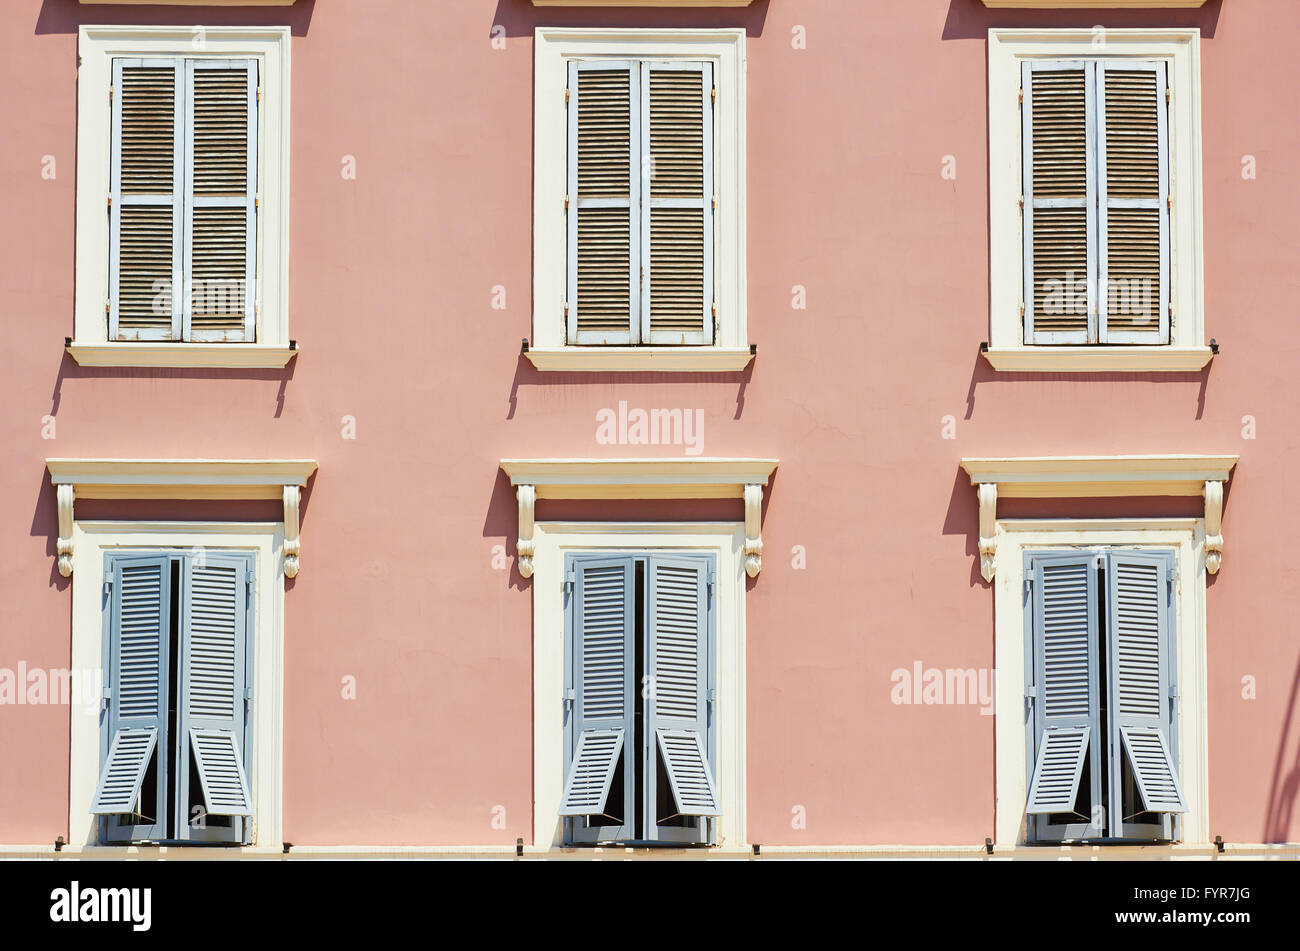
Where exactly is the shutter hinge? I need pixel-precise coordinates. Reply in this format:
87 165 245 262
707 569 716 598
101 685 112 713
1018 195 1024 211
711 86 716 104
105 300 111 316
564 568 575 593
564 193 569 211
244 686 254 712
711 300 717 319
711 194 716 211
565 87 570 104
108 84 113 101
563 301 569 317
1165 86 1171 104
1018 87 1023 105
1019 300 1025 319
1167 194 1173 211
706 687 717 706
246 577 254 600
103 577 112 596
1023 577 1032 599
1025 684 1037 699
107 194 113 208
257 84 262 103
255 195 260 210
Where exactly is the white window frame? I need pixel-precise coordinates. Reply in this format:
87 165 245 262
530 28 749 373
69 521 285 851
987 28 1209 373
993 519 1209 849
71 25 293 369
532 522 746 849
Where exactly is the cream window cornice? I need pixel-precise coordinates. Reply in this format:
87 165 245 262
981 2 1209 7
499 458 777 578
47 458 317 579
960 454 1237 579
532 2 756 6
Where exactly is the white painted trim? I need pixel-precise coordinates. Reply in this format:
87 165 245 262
533 28 746 366
988 29 1204 371
960 454 1238 498
67 343 298 368
74 26 291 362
500 457 777 499
532 522 746 849
991 519 1209 847
69 521 285 849
524 347 753 373
47 458 317 498
983 2 1209 8
532 2 758 7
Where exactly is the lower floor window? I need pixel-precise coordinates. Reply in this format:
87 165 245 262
1025 548 1185 843
561 551 719 845
92 549 255 844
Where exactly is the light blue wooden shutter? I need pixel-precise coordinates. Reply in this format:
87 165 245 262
92 555 171 827
178 554 252 819
567 61 639 345
1097 61 1169 345
1026 553 1101 816
560 556 635 819
184 59 258 343
646 555 719 818
1106 551 1185 813
640 61 713 346
1022 60 1096 345
110 58 184 341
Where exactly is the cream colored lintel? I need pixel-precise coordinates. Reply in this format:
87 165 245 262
982 347 1213 373
982 1 1207 7
67 343 298 369
524 347 753 373
499 458 777 579
532 1 754 5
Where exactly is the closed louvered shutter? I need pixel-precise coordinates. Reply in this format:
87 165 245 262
646 555 719 823
178 554 253 820
1098 62 1169 344
185 59 258 342
560 556 635 828
1022 61 1096 344
110 59 184 341
1026 553 1101 818
1105 551 1185 813
92 555 172 838
640 62 713 345
567 61 639 345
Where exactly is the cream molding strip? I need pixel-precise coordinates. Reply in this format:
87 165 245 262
499 458 778 578
960 455 1238 580
981 2 1208 7
46 459 317 579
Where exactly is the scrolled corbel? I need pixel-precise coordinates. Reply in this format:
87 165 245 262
1203 479 1224 574
516 484 536 579
743 484 763 578
977 482 998 583
56 484 75 577
282 485 302 578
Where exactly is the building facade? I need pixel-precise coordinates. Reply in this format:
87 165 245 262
0 0 1297 858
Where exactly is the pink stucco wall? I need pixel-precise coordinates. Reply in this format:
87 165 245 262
0 0 1296 847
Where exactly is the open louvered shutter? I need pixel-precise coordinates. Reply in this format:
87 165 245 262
110 58 183 341
560 556 635 817
178 554 252 817
1022 60 1096 344
1106 551 1185 813
567 61 639 345
1026 553 1101 816
93 555 171 819
646 555 719 818
184 59 257 342
641 62 713 346
1098 61 1169 344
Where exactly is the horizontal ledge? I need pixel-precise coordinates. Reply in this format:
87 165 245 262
80 1 296 5
47 459 317 499
67 342 298 368
982 347 1213 373
524 347 753 373
501 458 777 499
532 1 755 5
961 455 1238 498
983 1 1207 7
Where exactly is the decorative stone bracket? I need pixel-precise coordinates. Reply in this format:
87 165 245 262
500 458 779 580
960 455 1239 582
46 459 317 580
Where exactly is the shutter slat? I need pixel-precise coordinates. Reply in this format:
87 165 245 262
655 729 721 817
558 729 624 816
91 728 159 815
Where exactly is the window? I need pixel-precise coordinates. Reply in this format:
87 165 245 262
72 26 292 368
529 28 748 372
93 549 254 845
1024 548 1185 843
985 29 1208 372
561 552 720 845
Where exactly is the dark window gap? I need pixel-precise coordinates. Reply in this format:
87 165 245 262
634 559 646 841
166 557 181 840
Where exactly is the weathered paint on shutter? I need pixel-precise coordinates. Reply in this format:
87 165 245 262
646 555 719 819
184 59 258 343
178 554 253 821
567 61 639 345
640 61 713 346
560 556 635 824
1106 550 1185 813
1022 60 1096 344
1026 552 1101 818
1097 61 1169 345
92 554 171 831
110 58 184 341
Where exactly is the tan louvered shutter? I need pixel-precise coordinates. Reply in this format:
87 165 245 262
567 61 638 345
1098 62 1169 344
1022 61 1095 344
641 62 713 345
110 59 184 341
185 59 258 342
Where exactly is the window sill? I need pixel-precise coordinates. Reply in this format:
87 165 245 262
67 342 298 369
982 347 1213 373
524 347 753 373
